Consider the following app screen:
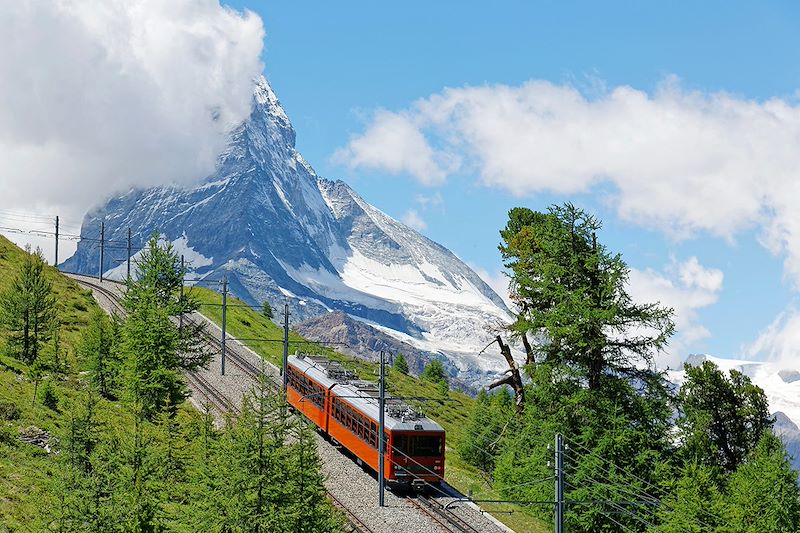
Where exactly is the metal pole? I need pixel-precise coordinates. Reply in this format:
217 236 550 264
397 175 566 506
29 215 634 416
179 255 184 332
126 228 131 281
282 303 289 392
99 221 105 281
379 350 386 507
54 216 59 268
555 433 564 533
220 275 227 376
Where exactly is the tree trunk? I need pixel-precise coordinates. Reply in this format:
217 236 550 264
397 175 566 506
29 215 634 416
488 336 525 415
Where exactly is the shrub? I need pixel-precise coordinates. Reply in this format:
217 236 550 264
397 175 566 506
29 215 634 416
0 423 15 446
40 381 58 411
0 401 21 420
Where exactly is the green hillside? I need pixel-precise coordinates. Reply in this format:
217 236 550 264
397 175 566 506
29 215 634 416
191 286 548 533
0 235 108 528
0 238 543 531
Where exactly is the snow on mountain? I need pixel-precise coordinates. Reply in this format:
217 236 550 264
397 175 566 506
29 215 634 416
669 354 800 469
61 75 512 386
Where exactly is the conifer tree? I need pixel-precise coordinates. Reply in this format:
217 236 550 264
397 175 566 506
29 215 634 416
80 308 120 399
121 234 209 419
421 359 447 386
192 373 341 532
262 300 273 320
393 353 409 374
0 246 57 364
724 432 800 532
653 462 726 533
457 388 513 474
678 360 772 472
499 204 674 390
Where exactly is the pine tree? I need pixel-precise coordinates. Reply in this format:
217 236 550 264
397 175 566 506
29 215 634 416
421 359 447 386
190 373 341 532
678 360 773 472
653 462 726 533
725 432 800 532
121 234 209 419
0 246 57 364
262 301 273 320
499 204 674 390
393 353 409 374
80 309 120 399
457 388 513 474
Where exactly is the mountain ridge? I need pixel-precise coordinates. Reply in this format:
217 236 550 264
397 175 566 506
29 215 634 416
61 75 512 387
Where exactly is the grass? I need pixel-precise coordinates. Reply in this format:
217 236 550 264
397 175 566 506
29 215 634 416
0 236 98 373
0 237 545 531
0 236 108 529
190 285 549 533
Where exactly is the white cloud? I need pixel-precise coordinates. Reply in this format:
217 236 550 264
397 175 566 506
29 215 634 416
401 209 427 231
334 77 800 286
331 110 459 186
415 192 443 208
0 0 264 222
627 257 724 368
743 308 800 365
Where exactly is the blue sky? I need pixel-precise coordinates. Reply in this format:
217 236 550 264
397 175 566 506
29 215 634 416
220 1 799 365
2 1 799 367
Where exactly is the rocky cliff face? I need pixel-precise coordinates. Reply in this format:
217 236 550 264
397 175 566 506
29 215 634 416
62 75 512 386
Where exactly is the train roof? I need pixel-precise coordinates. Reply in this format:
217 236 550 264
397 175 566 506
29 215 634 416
288 354 445 433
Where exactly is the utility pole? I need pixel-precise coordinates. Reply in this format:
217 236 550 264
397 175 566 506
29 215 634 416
282 303 289 392
378 350 386 507
99 221 105 281
54 216 59 268
555 433 565 533
126 228 132 281
179 255 184 332
220 275 227 376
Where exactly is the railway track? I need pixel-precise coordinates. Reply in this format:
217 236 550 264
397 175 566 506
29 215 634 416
70 274 263 380
327 491 378 533
407 495 481 533
69 274 381 532
69 275 241 415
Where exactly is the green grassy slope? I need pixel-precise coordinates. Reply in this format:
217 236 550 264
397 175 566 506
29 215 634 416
191 286 548 533
0 236 107 528
0 237 98 373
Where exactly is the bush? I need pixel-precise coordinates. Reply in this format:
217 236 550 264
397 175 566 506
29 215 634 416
0 401 21 420
0 423 15 446
40 381 58 411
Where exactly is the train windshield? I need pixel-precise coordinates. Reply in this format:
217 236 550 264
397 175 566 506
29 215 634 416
394 434 444 457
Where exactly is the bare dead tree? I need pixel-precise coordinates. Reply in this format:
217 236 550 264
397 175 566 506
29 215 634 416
481 335 525 415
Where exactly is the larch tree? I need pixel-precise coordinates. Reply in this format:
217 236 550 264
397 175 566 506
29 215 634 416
393 353 409 375
677 360 773 472
121 234 209 419
499 203 674 391
0 246 57 365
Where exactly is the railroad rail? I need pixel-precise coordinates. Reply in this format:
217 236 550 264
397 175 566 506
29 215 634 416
327 491 378 533
407 495 481 533
69 274 265 382
69 274 380 532
184 371 239 414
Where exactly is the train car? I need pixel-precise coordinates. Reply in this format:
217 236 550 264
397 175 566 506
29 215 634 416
286 354 446 489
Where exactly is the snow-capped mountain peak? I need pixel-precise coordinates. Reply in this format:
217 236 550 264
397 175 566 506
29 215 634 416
62 74 512 387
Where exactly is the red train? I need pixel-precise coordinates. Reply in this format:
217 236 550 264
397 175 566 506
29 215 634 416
286 354 446 489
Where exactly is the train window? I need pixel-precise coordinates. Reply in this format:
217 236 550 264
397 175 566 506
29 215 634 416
358 416 366 441
411 436 443 457
369 422 377 447
394 434 408 456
